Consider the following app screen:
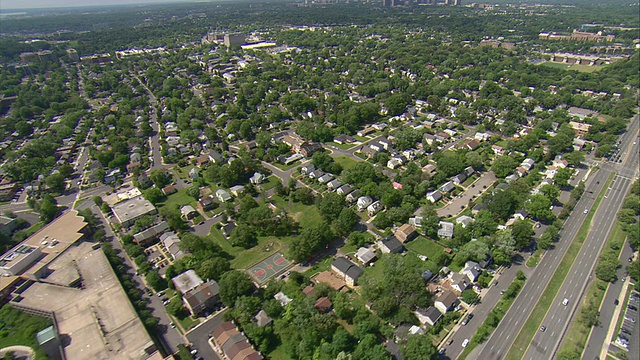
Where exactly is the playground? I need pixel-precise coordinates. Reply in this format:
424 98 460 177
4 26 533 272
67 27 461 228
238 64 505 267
247 252 291 285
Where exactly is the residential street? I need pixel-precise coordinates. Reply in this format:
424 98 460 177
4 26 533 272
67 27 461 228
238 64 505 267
185 310 227 360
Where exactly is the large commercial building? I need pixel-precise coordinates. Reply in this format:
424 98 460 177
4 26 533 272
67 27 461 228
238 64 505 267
111 196 157 228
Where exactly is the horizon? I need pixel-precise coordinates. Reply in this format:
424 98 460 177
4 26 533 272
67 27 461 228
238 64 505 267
0 0 198 11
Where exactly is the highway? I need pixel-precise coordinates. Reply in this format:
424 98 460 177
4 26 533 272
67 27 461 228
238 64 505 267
523 175 632 359
473 114 638 360
474 168 611 359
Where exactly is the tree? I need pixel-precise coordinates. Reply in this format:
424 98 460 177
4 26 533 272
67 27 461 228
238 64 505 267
540 184 560 204
146 270 167 291
187 184 200 200
492 155 518 178
555 167 573 187
143 187 165 205
401 334 438 360
294 187 315 205
525 194 554 223
511 221 534 250
564 151 584 167
487 189 518 221
46 172 66 193
38 195 60 223
149 170 171 188
197 257 230 281
317 192 346 222
538 225 559 250
461 289 479 305
333 208 358 236
219 271 255 307
595 250 621 283
230 224 258 248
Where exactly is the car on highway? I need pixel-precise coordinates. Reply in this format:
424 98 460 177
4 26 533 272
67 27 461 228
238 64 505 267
540 326 547 332
169 322 176 328
583 209 588 214
461 339 469 348
562 298 569 306
615 299 619 305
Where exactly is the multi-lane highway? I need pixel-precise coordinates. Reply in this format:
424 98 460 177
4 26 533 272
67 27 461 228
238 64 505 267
523 174 632 359
474 114 638 360
473 167 611 359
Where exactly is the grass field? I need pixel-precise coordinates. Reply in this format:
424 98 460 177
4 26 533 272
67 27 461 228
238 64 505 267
205 227 288 269
332 155 360 171
0 304 51 359
328 142 359 150
504 171 615 360
540 61 604 73
160 187 198 210
526 249 543 268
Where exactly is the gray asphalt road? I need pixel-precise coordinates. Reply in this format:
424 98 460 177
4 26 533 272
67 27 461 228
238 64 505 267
473 167 611 360
583 241 635 358
523 175 631 359
186 310 227 360
436 171 497 218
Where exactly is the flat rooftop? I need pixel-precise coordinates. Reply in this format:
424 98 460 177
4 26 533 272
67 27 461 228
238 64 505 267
111 197 156 225
12 242 157 360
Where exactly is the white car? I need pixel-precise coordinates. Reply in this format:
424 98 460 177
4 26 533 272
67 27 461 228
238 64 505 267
563 298 569 306
461 339 469 348
583 209 588 214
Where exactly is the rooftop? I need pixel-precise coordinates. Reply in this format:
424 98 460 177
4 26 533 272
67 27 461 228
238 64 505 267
172 269 204 294
111 196 156 225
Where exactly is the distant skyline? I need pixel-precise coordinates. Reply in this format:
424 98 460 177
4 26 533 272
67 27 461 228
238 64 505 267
1 0 193 11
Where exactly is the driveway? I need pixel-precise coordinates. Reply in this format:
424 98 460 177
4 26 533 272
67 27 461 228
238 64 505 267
192 215 225 237
186 310 227 360
436 171 497 218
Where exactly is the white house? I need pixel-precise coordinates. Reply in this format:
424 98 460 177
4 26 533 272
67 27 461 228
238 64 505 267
215 189 232 203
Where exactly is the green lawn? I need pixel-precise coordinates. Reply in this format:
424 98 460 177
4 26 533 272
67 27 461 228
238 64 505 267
526 249 543 268
160 188 198 210
272 196 323 226
304 256 334 277
328 142 358 150
332 155 360 171
405 236 445 258
0 304 52 359
260 175 282 191
274 161 301 171
540 61 604 73
206 227 289 270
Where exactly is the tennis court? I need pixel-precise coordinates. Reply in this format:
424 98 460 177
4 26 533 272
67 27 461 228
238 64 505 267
247 252 291 284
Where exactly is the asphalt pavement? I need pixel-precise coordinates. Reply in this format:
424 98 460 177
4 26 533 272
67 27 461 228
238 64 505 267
523 175 632 359
185 310 227 360
473 167 611 359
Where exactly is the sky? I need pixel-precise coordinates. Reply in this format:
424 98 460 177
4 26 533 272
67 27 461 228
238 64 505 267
1 0 192 11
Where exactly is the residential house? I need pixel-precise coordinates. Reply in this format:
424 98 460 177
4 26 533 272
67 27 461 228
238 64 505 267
439 181 455 193
327 179 342 191
331 257 364 286
162 184 177 195
315 297 333 313
435 290 460 314
300 143 323 157
367 201 383 216
196 154 210 167
255 309 272 327
309 169 324 180
359 146 379 158
438 221 454 239
188 168 199 179
300 164 315 175
208 150 224 164
336 184 353 196
133 221 169 245
408 216 423 228
427 190 443 203
318 174 334 184
274 292 293 306
452 172 467 185
464 166 476 177
161 232 184 260
415 306 443 326
230 185 245 197
471 203 488 215
377 236 404 254
450 273 471 293
357 196 373 211
553 159 568 168
491 145 505 156
334 134 355 144
180 205 198 220
221 222 237 239
355 247 377 266
461 139 480 151
346 189 361 204
0 216 17 236
172 270 204 294
250 172 266 185
456 215 474 228
387 157 404 170
520 158 535 171
198 198 214 213
462 261 481 282
395 224 417 243
216 189 232 203
423 133 436 146
183 280 219 316
280 135 305 152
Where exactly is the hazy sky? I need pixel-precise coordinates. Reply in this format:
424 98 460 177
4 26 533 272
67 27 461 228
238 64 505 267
1 0 190 10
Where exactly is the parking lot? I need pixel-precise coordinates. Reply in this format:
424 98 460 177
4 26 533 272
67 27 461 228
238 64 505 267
614 290 639 352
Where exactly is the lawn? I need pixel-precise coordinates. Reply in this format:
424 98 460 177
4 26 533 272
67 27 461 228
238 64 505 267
274 161 301 171
160 187 198 210
272 196 323 226
304 256 334 277
0 304 52 359
540 61 604 73
405 236 445 259
332 155 360 171
260 175 282 191
340 232 376 255
526 249 543 268
206 227 289 270
328 142 358 150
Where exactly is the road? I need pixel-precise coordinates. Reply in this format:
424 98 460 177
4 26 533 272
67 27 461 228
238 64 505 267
472 167 611 359
583 241 635 358
185 310 227 360
436 171 497 218
133 73 164 171
522 175 632 359
473 114 639 360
